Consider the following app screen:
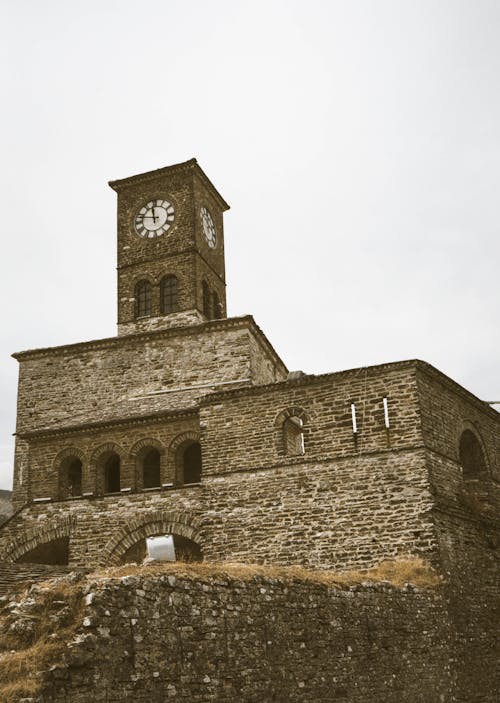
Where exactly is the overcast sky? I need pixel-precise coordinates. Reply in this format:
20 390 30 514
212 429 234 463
0 0 499 490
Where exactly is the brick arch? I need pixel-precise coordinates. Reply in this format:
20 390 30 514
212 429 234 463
169 432 201 484
90 442 125 465
100 510 205 565
91 442 125 495
457 421 490 479
274 406 310 428
129 437 166 459
168 431 201 456
53 446 86 469
54 447 85 500
456 421 489 466
3 514 77 563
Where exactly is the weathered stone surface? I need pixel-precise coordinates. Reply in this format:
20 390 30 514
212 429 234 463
8 572 459 703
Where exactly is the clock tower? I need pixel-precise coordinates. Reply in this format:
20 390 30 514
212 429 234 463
109 158 229 336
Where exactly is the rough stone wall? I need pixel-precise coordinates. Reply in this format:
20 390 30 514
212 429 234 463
415 366 500 702
11 318 287 510
26 412 199 500
0 447 435 570
201 362 423 475
36 572 455 703
117 252 200 332
0 561 82 597
118 310 205 336
114 160 228 333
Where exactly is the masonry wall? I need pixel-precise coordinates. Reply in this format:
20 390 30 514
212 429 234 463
201 362 423 475
415 367 500 702
12 318 287 509
0 446 436 570
26 412 200 500
34 572 456 703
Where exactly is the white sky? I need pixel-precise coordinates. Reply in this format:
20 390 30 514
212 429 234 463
0 0 499 490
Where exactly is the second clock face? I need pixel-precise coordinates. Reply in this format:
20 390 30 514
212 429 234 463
201 207 217 248
134 199 175 238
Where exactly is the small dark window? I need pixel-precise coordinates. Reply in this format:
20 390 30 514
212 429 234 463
459 430 487 479
135 280 152 318
143 448 161 488
213 291 222 319
160 275 178 314
283 416 305 456
104 453 121 493
182 443 202 484
202 280 211 319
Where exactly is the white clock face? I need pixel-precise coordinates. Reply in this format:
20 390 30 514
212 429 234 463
134 199 175 238
200 207 217 248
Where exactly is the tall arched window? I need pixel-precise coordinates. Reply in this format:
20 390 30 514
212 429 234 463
275 408 308 457
160 275 178 314
183 443 202 484
202 280 211 319
59 456 82 499
459 430 487 480
104 453 121 493
135 280 152 318
213 291 222 319
176 442 202 485
283 416 305 456
143 448 161 488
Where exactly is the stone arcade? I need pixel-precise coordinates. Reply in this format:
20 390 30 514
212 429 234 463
0 160 499 700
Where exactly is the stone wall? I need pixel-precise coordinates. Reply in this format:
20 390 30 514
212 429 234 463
27 570 457 703
415 366 500 702
0 447 436 570
11 317 287 509
113 159 228 332
201 362 423 476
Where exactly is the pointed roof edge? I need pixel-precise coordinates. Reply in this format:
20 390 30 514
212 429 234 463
108 158 230 211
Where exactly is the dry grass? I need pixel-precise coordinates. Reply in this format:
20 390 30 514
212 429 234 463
0 580 84 703
95 556 441 589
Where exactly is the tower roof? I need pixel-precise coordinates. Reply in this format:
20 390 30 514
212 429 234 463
108 158 230 211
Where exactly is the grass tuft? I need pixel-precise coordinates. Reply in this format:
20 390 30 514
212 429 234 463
95 556 441 589
0 579 84 703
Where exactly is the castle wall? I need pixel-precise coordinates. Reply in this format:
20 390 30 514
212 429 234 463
26 413 199 500
0 446 435 570
201 362 423 475
415 368 500 701
36 571 456 703
12 318 287 509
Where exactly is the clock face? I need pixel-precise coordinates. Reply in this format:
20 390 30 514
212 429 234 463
134 199 175 238
200 207 217 248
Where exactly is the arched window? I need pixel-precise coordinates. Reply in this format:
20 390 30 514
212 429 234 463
202 280 211 319
459 430 487 480
177 442 202 484
213 291 222 319
275 408 308 457
283 416 305 456
59 457 82 499
160 275 178 314
142 448 161 489
135 280 152 318
104 453 121 493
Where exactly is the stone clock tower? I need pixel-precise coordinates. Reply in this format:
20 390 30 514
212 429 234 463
109 158 230 336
